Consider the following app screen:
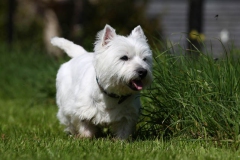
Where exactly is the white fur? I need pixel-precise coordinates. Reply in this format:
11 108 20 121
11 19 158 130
51 37 88 58
51 24 152 139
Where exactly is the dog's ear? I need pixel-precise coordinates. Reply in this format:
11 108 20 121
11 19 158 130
130 25 146 40
101 24 116 46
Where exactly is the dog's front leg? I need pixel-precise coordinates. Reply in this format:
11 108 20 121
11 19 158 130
111 118 136 140
77 120 98 138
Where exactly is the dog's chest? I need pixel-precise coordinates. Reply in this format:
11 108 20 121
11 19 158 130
88 99 136 125
90 103 125 124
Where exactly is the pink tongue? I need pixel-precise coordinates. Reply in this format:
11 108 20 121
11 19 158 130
132 80 143 90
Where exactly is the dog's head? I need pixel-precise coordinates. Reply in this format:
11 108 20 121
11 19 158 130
94 25 152 95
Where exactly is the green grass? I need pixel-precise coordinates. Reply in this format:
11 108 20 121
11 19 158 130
1 45 240 159
139 47 240 144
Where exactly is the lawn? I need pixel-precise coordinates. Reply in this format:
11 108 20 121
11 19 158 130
1 45 240 159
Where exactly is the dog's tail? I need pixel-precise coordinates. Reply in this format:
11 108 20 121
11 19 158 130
51 37 88 58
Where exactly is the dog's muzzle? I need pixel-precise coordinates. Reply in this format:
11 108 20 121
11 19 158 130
128 68 148 91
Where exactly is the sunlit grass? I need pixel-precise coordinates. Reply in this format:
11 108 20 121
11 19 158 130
1 44 240 159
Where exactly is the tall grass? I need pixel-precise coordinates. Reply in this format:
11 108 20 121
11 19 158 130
139 44 240 146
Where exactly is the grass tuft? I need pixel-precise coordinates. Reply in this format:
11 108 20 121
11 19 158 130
139 44 240 146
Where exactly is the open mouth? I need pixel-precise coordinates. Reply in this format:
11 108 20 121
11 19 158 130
128 79 143 91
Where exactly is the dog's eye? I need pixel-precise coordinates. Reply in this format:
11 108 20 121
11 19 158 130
143 58 147 61
120 55 129 61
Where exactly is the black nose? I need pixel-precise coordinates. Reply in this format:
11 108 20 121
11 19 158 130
137 68 147 79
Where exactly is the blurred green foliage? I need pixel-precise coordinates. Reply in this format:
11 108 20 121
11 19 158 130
0 0 161 52
0 1 44 49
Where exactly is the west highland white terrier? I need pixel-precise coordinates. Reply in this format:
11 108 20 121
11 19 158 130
51 24 152 139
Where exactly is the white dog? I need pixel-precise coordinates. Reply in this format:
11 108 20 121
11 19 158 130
51 24 152 139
